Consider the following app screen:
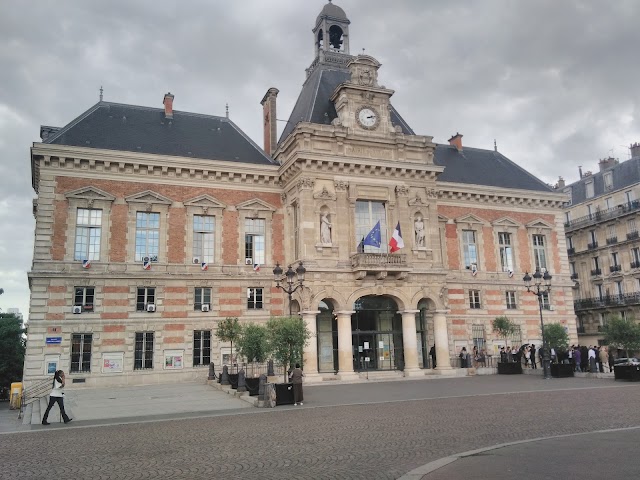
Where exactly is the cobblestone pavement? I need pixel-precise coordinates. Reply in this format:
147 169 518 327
1 381 639 479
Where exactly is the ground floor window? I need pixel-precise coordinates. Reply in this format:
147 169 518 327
317 301 338 373
70 333 92 373
134 332 154 370
193 330 211 366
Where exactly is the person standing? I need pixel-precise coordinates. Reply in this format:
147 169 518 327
573 347 582 372
429 344 437 368
599 346 609 373
41 370 72 425
588 346 597 372
459 347 468 368
530 344 537 369
289 363 305 406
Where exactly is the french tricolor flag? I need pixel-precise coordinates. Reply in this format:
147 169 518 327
253 263 260 272
389 222 404 253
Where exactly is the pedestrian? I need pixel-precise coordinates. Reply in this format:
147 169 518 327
524 345 531 368
288 363 305 406
506 346 512 363
573 347 582 372
500 346 508 363
599 346 609 373
530 344 537 369
608 348 615 372
588 346 597 372
472 346 479 368
459 347 468 368
429 344 437 368
478 348 487 367
41 370 72 425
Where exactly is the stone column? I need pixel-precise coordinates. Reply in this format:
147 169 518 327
301 310 322 382
336 310 358 380
434 309 453 371
401 310 422 376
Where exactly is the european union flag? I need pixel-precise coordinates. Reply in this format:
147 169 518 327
363 221 382 248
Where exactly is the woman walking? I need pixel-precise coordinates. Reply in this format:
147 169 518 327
41 370 72 425
289 363 305 406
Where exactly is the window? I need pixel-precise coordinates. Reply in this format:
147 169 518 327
462 230 478 268
593 256 600 271
586 181 594 198
599 313 607 327
135 212 160 262
472 324 485 351
628 219 637 234
468 290 481 309
74 286 95 312
631 247 640 264
567 236 574 250
136 287 155 311
611 252 619 267
563 187 572 205
587 204 593 217
616 281 624 296
293 202 300 260
626 190 634 205
621 310 627 320
194 287 212 311
193 330 211 366
564 211 571 223
74 208 102 261
589 230 597 245
506 291 517 310
541 292 551 310
70 333 92 373
245 218 265 265
532 235 547 270
595 284 603 300
498 232 514 272
607 224 617 240
570 262 576 275
134 332 154 369
605 197 613 209
355 200 387 252
604 173 613 190
247 287 263 309
193 215 214 263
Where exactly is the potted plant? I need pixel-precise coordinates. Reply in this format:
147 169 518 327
492 316 522 374
236 323 270 395
543 323 572 377
602 316 640 381
217 317 242 387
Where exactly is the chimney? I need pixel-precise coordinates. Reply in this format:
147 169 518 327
630 142 640 158
261 88 279 156
556 176 565 188
163 92 174 119
598 156 618 172
578 166 583 178
448 132 463 151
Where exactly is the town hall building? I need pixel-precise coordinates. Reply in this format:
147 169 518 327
23 2 576 386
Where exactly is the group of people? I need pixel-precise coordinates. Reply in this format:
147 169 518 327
499 344 538 368
567 345 613 373
459 346 488 368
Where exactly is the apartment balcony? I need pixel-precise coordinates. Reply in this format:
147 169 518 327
610 265 622 273
606 236 618 245
590 268 602 276
587 242 599 250
570 273 579 281
628 231 640 241
573 292 640 312
564 200 640 232
567 247 575 256
350 253 410 280
631 261 640 269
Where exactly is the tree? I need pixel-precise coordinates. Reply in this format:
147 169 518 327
492 316 517 351
236 323 270 365
602 315 640 359
543 323 569 361
0 313 26 390
216 317 242 365
267 316 311 382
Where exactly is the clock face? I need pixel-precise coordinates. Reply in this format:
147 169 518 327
356 106 379 129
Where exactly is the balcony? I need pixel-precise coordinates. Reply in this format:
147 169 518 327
587 242 599 250
567 247 575 256
590 268 602 276
570 273 579 281
564 200 640 232
606 236 618 245
610 264 622 273
627 231 639 241
577 326 586 334
573 292 640 311
350 253 410 280
631 261 640 269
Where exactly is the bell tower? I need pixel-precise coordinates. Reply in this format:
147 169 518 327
307 1 352 77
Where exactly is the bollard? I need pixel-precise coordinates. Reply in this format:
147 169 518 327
220 365 230 385
208 362 215 381
237 369 247 393
258 374 267 400
267 359 275 377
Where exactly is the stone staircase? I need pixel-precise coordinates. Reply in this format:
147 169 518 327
21 395 75 426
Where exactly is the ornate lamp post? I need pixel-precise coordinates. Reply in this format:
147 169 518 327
523 268 552 379
273 262 306 316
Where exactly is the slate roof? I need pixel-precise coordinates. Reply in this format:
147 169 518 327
566 156 640 204
434 144 554 193
45 102 275 165
279 64 415 144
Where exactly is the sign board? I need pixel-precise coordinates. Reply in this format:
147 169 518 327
46 337 62 344
102 353 124 373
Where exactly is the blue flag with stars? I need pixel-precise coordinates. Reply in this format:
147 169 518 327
363 221 381 248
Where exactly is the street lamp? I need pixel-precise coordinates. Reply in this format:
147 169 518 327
523 267 552 379
273 262 306 316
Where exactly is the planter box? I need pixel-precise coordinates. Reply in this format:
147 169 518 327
497 362 523 375
614 364 640 381
245 377 260 396
550 363 574 378
228 373 239 389
275 382 295 406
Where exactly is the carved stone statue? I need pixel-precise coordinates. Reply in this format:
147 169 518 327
414 216 425 247
320 212 332 244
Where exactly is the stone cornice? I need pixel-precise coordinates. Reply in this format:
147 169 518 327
31 143 280 193
437 182 566 209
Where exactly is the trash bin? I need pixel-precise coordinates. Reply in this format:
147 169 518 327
9 382 22 410
275 382 295 406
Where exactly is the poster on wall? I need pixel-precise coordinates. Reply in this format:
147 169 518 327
102 353 124 373
164 350 184 369
221 348 237 366
44 354 60 375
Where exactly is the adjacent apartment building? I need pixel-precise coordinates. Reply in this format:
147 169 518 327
23 2 576 387
563 143 640 346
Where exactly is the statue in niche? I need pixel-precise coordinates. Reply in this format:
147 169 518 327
320 212 332 244
414 215 426 248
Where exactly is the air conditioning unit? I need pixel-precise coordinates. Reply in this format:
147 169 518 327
192 257 200 264
201 304 210 312
72 305 82 314
146 303 156 312
245 258 253 265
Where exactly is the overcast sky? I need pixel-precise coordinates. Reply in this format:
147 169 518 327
1 0 639 319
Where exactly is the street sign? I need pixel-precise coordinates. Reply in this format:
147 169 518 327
46 337 62 344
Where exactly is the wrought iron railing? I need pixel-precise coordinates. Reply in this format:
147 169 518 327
590 268 602 276
610 265 622 273
567 247 575 255
606 237 618 245
574 292 640 311
564 201 640 231
632 261 640 269
587 242 599 250
18 377 53 419
628 231 639 240
570 273 579 280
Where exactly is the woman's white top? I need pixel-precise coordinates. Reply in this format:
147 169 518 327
50 379 64 398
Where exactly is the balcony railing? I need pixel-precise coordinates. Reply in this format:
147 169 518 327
564 201 640 231
590 268 602 276
631 261 640 269
577 326 586 334
574 292 640 311
567 247 575 255
587 242 599 250
610 265 622 273
570 273 579 280
350 253 409 279
606 236 618 245
628 231 640 240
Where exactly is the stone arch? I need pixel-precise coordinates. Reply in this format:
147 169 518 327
410 289 445 311
346 286 410 311
310 288 347 312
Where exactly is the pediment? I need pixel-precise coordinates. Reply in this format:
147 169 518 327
313 186 337 201
236 198 276 213
125 190 173 205
184 194 226 209
438 214 450 223
408 194 429 207
526 219 554 230
455 213 486 226
64 186 115 203
492 216 521 228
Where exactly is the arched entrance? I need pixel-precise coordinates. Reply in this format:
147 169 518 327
352 296 404 371
317 300 338 373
